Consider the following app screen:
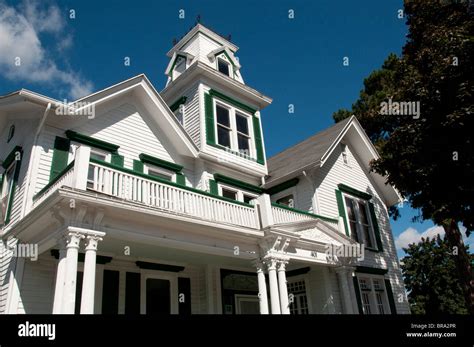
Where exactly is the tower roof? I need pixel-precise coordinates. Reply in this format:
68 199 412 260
167 23 238 58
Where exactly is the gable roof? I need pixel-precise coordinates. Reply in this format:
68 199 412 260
0 74 199 158
266 116 402 206
267 117 352 184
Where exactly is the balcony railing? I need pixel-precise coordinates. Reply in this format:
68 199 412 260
88 159 260 229
271 203 339 228
31 146 341 232
32 161 75 208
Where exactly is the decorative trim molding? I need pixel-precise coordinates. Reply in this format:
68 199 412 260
138 153 183 173
337 183 372 200
213 173 263 194
135 261 184 272
355 266 388 275
266 178 299 195
65 130 120 153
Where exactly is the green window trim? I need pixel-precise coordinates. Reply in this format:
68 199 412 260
209 179 218 195
337 183 372 200
336 185 384 251
111 154 124 167
271 202 339 224
355 266 388 275
266 178 300 195
169 96 188 112
2 146 22 169
204 89 265 165
213 173 263 194
65 130 120 154
138 153 183 173
1 146 23 226
133 159 144 173
90 158 252 208
384 279 397 314
352 276 363 314
368 202 384 252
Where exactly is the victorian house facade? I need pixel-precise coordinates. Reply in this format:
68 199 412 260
0 24 410 315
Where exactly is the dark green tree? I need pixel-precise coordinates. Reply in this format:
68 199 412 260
402 235 469 314
332 0 474 312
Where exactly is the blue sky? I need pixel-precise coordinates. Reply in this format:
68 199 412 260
1 0 471 258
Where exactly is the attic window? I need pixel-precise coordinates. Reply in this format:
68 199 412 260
341 143 349 165
217 58 230 76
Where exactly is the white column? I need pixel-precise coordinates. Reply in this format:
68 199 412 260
72 145 91 190
80 233 104 314
336 267 354 314
52 240 67 314
265 258 281 314
255 261 269 314
277 260 290 314
62 232 84 314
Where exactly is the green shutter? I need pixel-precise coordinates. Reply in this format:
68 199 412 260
133 159 144 173
369 202 383 251
353 276 363 314
209 179 218 195
252 116 264 164
384 279 397 314
204 93 216 144
176 173 186 186
335 189 350 236
49 137 70 181
111 154 124 167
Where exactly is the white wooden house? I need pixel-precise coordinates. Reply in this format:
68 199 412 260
0 24 410 315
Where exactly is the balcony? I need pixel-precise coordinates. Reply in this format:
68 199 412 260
32 146 340 231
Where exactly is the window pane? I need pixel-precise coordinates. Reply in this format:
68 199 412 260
243 195 254 204
1 164 15 220
217 126 231 147
236 114 249 135
216 105 230 127
350 221 359 242
345 197 356 221
358 201 369 224
90 152 106 161
218 59 230 76
222 188 237 200
148 169 172 181
237 134 250 153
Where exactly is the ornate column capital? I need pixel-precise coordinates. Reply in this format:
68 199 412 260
64 232 84 250
263 257 279 271
253 259 265 273
334 265 356 276
277 259 289 272
84 235 103 252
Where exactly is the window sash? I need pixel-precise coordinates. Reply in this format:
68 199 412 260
344 195 376 248
1 163 15 222
217 58 230 76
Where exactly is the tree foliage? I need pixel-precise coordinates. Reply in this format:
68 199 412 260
402 235 469 314
332 0 474 311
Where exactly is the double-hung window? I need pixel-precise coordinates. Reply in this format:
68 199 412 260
217 58 230 76
344 195 375 248
215 100 254 157
1 162 16 223
357 276 390 314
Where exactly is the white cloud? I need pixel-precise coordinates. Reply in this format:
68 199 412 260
0 0 92 99
395 225 473 251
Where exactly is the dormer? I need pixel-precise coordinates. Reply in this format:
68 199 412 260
165 51 195 82
165 24 244 86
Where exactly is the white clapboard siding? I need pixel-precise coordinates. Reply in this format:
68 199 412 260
313 144 410 314
0 118 38 226
181 82 201 148
73 103 174 168
0 238 17 314
18 254 55 314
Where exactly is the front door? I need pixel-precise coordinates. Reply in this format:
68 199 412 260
146 278 171 314
141 274 178 314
